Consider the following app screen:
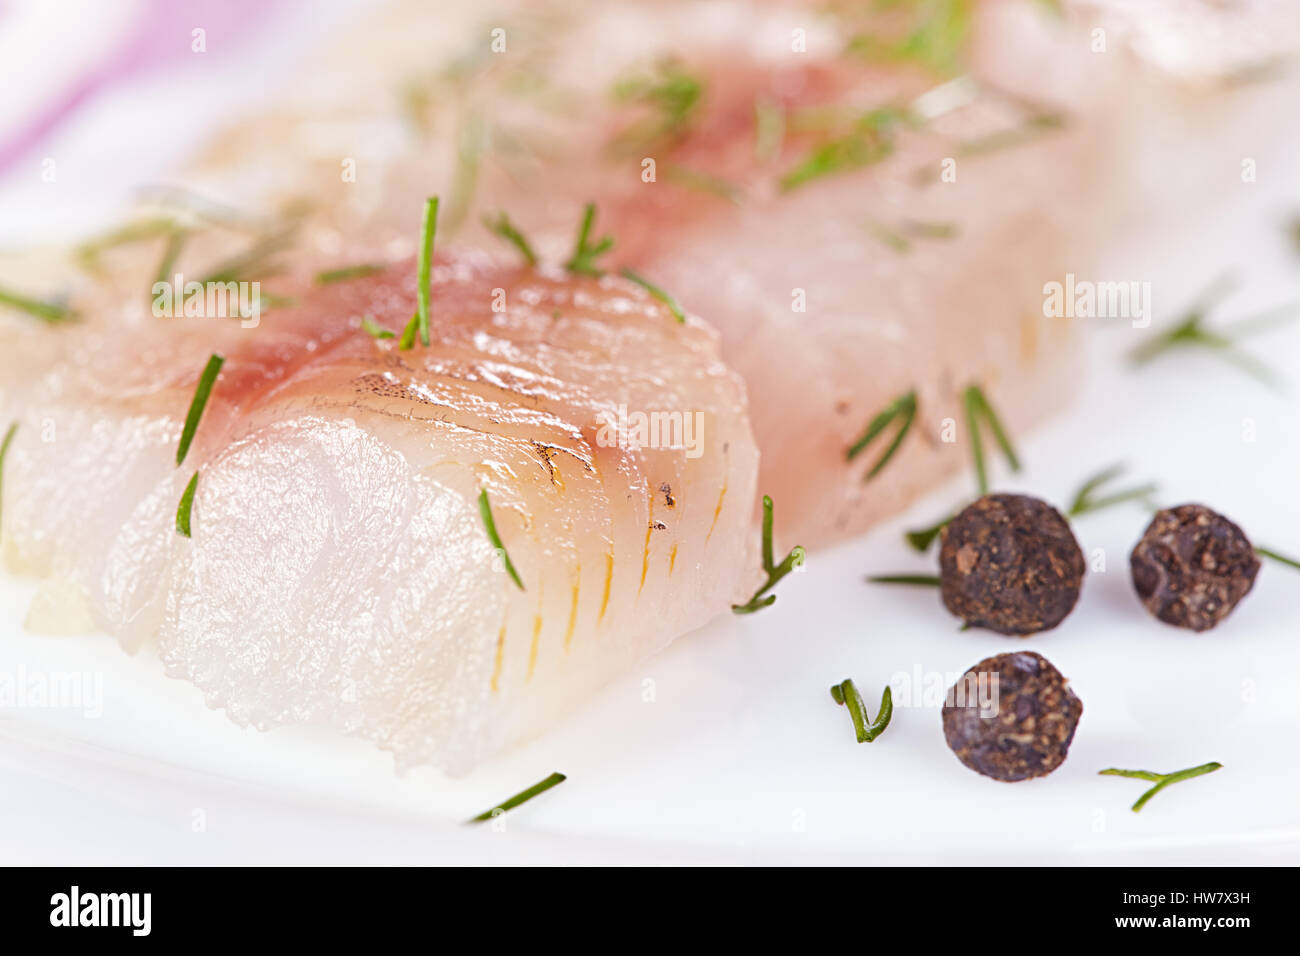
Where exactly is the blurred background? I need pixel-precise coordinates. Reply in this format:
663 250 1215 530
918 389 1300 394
0 0 368 243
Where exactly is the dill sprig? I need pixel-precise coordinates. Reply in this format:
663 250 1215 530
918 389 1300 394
0 422 16 540
1130 276 1298 386
1067 463 1158 517
830 679 894 743
1099 762 1222 813
564 203 615 277
175 472 199 538
416 197 439 345
620 268 685 323
780 106 909 192
866 218 958 254
468 772 566 823
845 0 973 76
75 217 179 272
905 513 953 552
176 354 224 468
399 196 440 350
955 110 1065 157
963 384 1020 496
153 229 189 288
846 389 916 481
441 115 485 236
1256 546 1300 571
732 495 806 614
0 285 75 324
360 316 395 340
663 165 744 204
478 489 524 591
397 311 421 350
315 264 385 285
611 59 703 152
866 573 940 587
482 211 538 266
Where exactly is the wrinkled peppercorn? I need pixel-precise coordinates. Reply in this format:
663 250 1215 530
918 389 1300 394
938 493 1085 635
942 650 1082 782
1129 503 1260 631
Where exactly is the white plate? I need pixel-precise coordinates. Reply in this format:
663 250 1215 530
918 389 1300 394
3 6 1300 865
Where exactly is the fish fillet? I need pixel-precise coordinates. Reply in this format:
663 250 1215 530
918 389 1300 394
0 256 756 772
175 0 1105 546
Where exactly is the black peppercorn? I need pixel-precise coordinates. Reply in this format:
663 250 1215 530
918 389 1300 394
942 650 1082 782
938 493 1085 635
1129 503 1260 631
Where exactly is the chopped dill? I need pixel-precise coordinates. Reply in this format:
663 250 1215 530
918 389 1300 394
0 285 75 324
478 489 525 591
866 222 910 254
1099 762 1222 813
866 219 958 253
442 115 486 235
963 384 1020 496
956 110 1066 157
779 107 910 192
905 514 953 553
399 196 440 350
360 316 395 340
398 311 420 350
316 264 385 285
830 679 893 743
866 573 941 587
176 354 224 468
1066 463 1158 517
468 772 566 823
619 268 686 323
1257 546 1300 571
845 0 974 76
611 59 703 152
1130 276 1298 387
75 217 178 272
564 203 615 277
175 471 199 538
733 495 805 614
482 211 538 266
664 165 744 204
152 229 189 288
846 389 917 481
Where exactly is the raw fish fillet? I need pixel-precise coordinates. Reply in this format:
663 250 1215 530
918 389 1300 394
178 0 1105 546
0 256 756 772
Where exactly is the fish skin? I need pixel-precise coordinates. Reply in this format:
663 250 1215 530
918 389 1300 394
0 256 757 772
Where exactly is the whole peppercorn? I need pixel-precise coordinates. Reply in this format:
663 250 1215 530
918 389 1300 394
1129 503 1260 631
942 650 1082 782
938 493 1085 635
